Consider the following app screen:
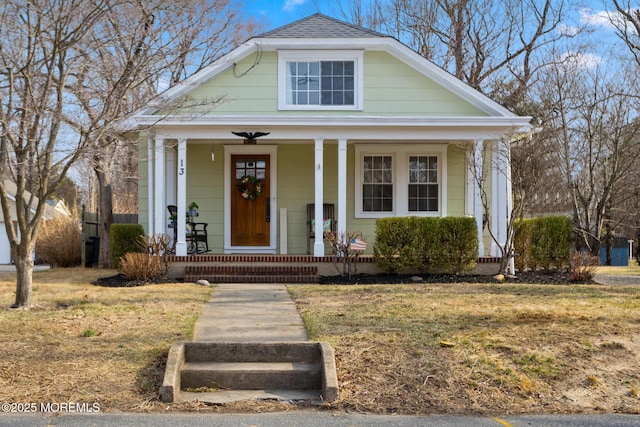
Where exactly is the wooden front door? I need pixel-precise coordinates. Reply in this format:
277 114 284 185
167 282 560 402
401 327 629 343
231 155 270 246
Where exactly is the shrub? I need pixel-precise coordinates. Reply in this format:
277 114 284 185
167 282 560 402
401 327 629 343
531 216 573 270
373 217 416 273
569 251 600 282
514 216 573 271
514 219 534 272
35 215 81 267
119 252 162 281
374 216 478 274
109 224 144 269
438 217 478 274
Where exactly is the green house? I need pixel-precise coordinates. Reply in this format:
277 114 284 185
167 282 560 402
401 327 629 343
133 14 531 258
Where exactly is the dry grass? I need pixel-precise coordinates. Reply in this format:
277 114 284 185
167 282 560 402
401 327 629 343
596 262 640 276
0 268 212 412
3 268 640 415
289 283 640 415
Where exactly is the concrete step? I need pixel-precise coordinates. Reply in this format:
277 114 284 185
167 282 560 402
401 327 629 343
181 361 322 390
184 342 320 363
160 342 339 404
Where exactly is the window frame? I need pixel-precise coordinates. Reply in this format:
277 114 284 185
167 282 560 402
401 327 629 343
355 144 448 219
278 50 363 111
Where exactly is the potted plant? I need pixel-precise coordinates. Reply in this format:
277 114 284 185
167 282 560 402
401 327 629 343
168 213 177 228
188 202 199 218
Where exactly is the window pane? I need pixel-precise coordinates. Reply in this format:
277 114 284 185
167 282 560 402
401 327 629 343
408 156 438 212
362 155 393 212
344 61 354 75
333 61 343 74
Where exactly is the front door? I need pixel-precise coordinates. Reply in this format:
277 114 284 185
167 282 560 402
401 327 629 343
231 155 270 246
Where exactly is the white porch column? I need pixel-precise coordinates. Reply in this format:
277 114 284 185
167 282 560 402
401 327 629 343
504 140 515 274
337 138 347 236
490 141 507 256
154 138 166 239
314 138 325 257
147 135 155 236
473 140 485 257
175 138 187 256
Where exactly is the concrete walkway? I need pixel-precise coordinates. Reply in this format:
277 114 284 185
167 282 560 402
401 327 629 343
193 283 308 342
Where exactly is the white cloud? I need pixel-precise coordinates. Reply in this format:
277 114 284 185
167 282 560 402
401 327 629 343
283 0 306 12
580 8 615 29
560 51 603 69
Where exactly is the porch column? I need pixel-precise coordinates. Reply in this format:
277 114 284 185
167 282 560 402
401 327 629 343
473 140 485 257
175 138 187 256
147 135 155 236
314 138 325 257
504 140 515 274
154 138 166 239
491 140 508 257
337 138 347 236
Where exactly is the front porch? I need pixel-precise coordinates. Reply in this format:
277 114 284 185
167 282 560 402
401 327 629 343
167 254 501 283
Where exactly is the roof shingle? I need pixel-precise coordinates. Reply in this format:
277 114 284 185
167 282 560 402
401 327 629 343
256 13 388 39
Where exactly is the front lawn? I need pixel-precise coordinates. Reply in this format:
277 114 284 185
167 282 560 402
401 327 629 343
289 282 640 415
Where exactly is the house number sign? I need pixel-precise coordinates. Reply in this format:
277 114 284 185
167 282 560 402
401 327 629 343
179 159 185 176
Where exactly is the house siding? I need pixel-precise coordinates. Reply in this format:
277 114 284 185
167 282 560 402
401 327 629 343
138 141 468 255
180 51 487 117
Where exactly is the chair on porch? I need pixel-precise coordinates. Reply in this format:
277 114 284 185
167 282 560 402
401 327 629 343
167 205 209 254
306 203 336 254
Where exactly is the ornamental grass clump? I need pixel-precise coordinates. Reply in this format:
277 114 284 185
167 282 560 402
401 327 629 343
35 214 81 267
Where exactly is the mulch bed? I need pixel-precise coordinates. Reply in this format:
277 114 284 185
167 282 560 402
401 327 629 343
320 271 596 285
94 271 591 287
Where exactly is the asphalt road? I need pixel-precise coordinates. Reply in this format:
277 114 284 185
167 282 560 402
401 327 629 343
0 412 639 427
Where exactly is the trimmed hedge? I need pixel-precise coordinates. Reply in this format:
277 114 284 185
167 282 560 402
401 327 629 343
109 224 145 269
374 217 478 274
514 216 573 271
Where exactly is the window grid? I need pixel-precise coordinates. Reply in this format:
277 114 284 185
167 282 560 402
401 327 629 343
363 155 393 212
288 61 354 106
408 156 438 212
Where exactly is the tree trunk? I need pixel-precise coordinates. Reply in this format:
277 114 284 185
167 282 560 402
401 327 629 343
94 166 114 269
12 245 35 309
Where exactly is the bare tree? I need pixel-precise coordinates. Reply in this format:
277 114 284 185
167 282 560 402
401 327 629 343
0 0 110 308
67 0 258 267
535 53 640 255
367 0 571 110
611 0 640 66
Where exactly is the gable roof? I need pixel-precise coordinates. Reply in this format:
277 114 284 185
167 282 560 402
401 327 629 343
132 14 531 130
256 13 388 39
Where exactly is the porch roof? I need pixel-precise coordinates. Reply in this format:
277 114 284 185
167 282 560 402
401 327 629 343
136 115 532 141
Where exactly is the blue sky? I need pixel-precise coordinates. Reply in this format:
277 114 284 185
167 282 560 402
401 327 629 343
246 0 337 31
243 0 625 67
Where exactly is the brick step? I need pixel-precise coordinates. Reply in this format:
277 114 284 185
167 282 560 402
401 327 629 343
184 275 317 284
184 265 318 284
181 361 322 390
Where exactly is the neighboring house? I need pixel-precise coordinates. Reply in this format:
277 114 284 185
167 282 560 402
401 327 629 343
0 180 67 264
133 14 531 257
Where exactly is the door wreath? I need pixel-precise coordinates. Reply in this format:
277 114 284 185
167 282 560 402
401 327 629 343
236 175 263 200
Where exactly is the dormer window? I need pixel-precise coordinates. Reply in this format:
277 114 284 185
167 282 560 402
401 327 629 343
278 51 363 110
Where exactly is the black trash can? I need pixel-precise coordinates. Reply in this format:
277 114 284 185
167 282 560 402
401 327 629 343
89 236 100 268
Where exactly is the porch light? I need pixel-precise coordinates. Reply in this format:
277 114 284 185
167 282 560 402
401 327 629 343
231 131 270 145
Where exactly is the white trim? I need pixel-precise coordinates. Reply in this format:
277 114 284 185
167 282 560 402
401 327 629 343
277 50 364 111
314 138 325 257
354 143 448 219
223 145 278 254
